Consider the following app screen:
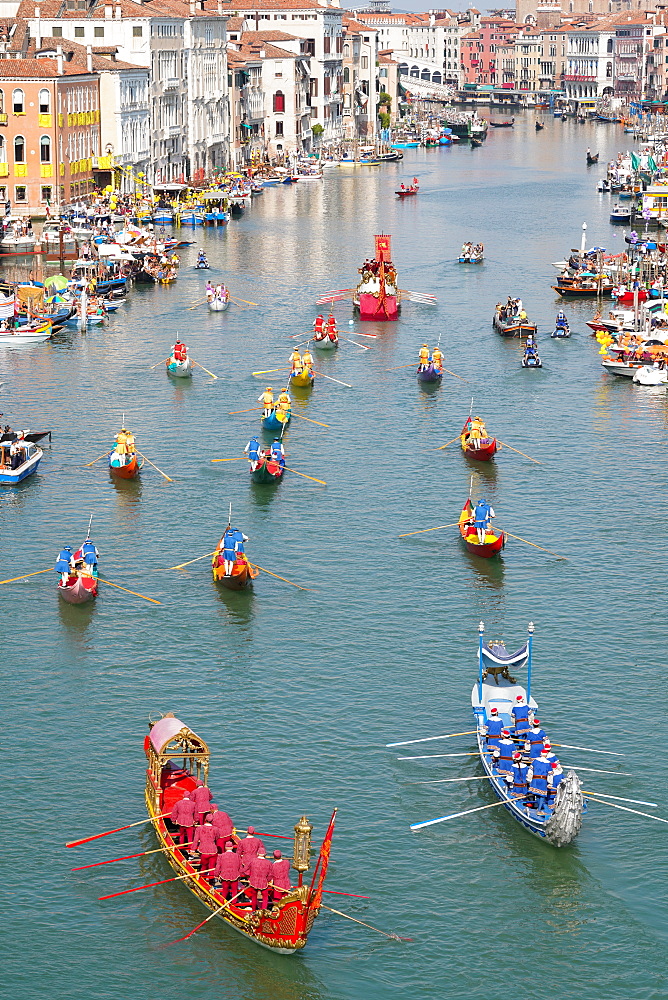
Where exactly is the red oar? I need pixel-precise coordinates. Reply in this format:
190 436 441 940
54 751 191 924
323 889 370 899
66 814 169 848
71 844 181 871
99 868 202 900
162 888 246 947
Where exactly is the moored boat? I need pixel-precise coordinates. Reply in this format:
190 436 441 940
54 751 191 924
0 320 52 345
144 713 335 952
460 415 498 461
471 623 585 846
632 364 668 385
458 497 505 558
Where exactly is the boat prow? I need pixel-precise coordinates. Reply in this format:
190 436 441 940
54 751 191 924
58 573 98 604
459 498 505 557
261 407 291 432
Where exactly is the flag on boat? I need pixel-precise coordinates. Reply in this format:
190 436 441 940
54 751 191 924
631 152 640 171
307 808 337 911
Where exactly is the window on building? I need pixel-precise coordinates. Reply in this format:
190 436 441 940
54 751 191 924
361 55 368 69
40 135 51 163
273 91 285 112
607 61 612 76
52 25 62 36
276 121 284 136
133 26 143 36
41 185 52 203
324 35 330 54
74 26 84 37
12 89 24 113
0 137 5 162
39 89 50 114
343 66 350 83
0 91 4 113
14 135 25 162
304 38 315 56
94 26 104 37
15 185 26 202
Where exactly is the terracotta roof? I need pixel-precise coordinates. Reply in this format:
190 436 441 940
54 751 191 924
343 16 374 33
239 29 300 42
238 39 298 58
37 36 145 69
0 56 95 76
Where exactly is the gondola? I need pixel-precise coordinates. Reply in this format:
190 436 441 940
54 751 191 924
470 136 483 147
289 366 315 389
108 452 143 479
211 549 258 589
261 406 291 433
250 453 284 484
57 571 98 604
490 118 514 127
458 498 505 557
417 363 443 383
471 623 585 845
166 356 193 378
143 714 335 952
535 122 544 131
460 415 498 461
586 152 599 165
313 332 338 350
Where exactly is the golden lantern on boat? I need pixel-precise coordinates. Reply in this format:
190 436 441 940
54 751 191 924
292 815 313 883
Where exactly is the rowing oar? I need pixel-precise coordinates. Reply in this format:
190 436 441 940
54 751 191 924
99 868 209 900
415 776 492 784
561 763 631 775
442 367 469 383
251 563 312 591
436 436 460 451
582 791 658 808
285 466 326 486
84 452 109 467
411 797 528 831
583 795 668 825
502 531 567 561
497 441 541 465
72 844 183 870
149 357 171 370
228 407 261 415
230 296 258 306
551 742 623 756
345 339 369 350
137 452 173 482
386 730 478 748
211 457 246 463
398 523 459 538
66 814 170 848
385 364 414 371
191 360 219 380
186 298 206 311
397 751 486 760
98 578 162 605
252 368 290 376
162 890 247 947
322 905 412 942
313 371 352 388
156 551 215 571
0 567 51 585
291 413 330 428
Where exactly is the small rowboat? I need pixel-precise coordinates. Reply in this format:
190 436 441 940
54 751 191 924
208 293 230 312
166 356 193 378
313 332 339 350
458 498 505 558
211 550 258 589
58 572 98 604
460 416 498 461
0 320 52 345
290 366 315 388
417 363 443 383
108 452 143 479
250 453 284 484
144 714 335 952
262 406 291 432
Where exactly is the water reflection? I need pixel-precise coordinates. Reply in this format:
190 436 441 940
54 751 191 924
249 480 282 513
57 594 96 642
110 474 144 523
212 579 255 632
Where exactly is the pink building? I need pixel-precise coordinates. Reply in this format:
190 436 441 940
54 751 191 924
461 17 519 87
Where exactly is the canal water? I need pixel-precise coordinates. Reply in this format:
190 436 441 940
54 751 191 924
4 113 667 1000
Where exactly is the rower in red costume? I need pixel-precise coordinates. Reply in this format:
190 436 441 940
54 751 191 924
190 815 218 879
192 778 213 825
326 313 337 338
172 339 187 361
170 790 197 845
246 854 273 910
215 843 242 900
313 314 324 337
209 802 236 851
237 826 266 876
271 849 291 901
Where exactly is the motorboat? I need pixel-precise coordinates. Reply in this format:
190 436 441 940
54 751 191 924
610 205 632 223
632 364 668 385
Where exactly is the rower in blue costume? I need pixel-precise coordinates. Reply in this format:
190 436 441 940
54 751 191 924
270 439 285 469
506 751 530 799
495 729 516 776
81 538 99 575
473 498 494 544
547 762 564 810
528 748 552 816
231 527 249 553
524 719 547 759
511 694 531 738
244 436 261 468
221 527 237 576
483 708 504 750
55 545 75 583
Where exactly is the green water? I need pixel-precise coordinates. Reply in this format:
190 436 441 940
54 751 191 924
4 115 667 1000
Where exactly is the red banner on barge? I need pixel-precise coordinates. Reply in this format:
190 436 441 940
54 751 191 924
353 234 400 321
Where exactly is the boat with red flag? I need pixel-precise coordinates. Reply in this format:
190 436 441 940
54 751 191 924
459 497 506 557
460 415 498 461
396 177 419 197
144 713 336 953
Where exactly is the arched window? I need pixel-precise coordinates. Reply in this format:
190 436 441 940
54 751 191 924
14 135 25 163
607 38 613 52
343 42 349 56
39 89 51 114
606 61 612 77
40 135 51 163
343 66 350 83
273 90 285 112
12 88 24 113
588 0 593 12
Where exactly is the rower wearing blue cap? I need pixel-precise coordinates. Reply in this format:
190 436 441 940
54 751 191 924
55 545 75 583
473 498 495 544
270 439 285 469
244 436 261 469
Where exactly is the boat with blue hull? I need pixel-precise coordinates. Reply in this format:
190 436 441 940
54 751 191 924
471 623 585 847
417 363 442 384
0 438 43 484
261 407 291 433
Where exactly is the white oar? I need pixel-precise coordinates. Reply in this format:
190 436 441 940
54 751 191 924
584 795 668 825
552 742 624 757
387 730 478 748
583 790 658 808
411 797 526 831
561 763 631 775
344 339 369 350
415 776 491 784
397 751 487 760
313 371 353 388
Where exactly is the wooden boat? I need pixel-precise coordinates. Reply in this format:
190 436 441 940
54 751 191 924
586 152 599 165
490 118 514 127
535 122 544 131
58 571 98 604
144 713 335 952
470 136 483 147
552 281 613 298
396 178 419 197
166 356 193 378
0 320 52 345
211 549 258 589
458 498 505 557
313 331 338 350
417 362 442 383
493 307 537 338
0 439 43 483
353 235 400 321
208 291 230 312
261 407 291 432
250 452 284 484
108 451 143 479
460 416 498 461
471 624 585 846
289 366 315 388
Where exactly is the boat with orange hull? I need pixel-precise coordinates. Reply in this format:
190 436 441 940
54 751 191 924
144 713 336 954
460 416 498 461
211 549 259 589
458 498 506 557
353 234 400 321
108 452 143 479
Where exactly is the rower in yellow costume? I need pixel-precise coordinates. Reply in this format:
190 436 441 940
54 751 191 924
276 387 292 413
418 344 430 371
289 349 302 374
257 387 274 418
301 348 314 373
432 346 444 372
467 416 484 449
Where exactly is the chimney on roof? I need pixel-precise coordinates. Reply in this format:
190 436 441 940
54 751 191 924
86 43 93 71
105 4 112 17
115 4 122 18
35 6 41 49
57 42 64 75
189 0 195 12
217 0 222 12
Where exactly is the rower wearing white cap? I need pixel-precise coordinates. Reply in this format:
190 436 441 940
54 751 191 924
506 750 530 799
547 761 564 810
511 694 531 738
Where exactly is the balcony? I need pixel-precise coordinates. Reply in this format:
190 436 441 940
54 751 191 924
163 78 179 90
616 72 637 82
563 74 596 81
0 113 7 126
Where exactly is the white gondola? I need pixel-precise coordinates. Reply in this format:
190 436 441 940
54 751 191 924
166 356 193 378
313 333 339 350
208 293 230 312
0 323 52 345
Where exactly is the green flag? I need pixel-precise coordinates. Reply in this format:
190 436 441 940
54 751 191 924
648 156 657 173
631 152 640 171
